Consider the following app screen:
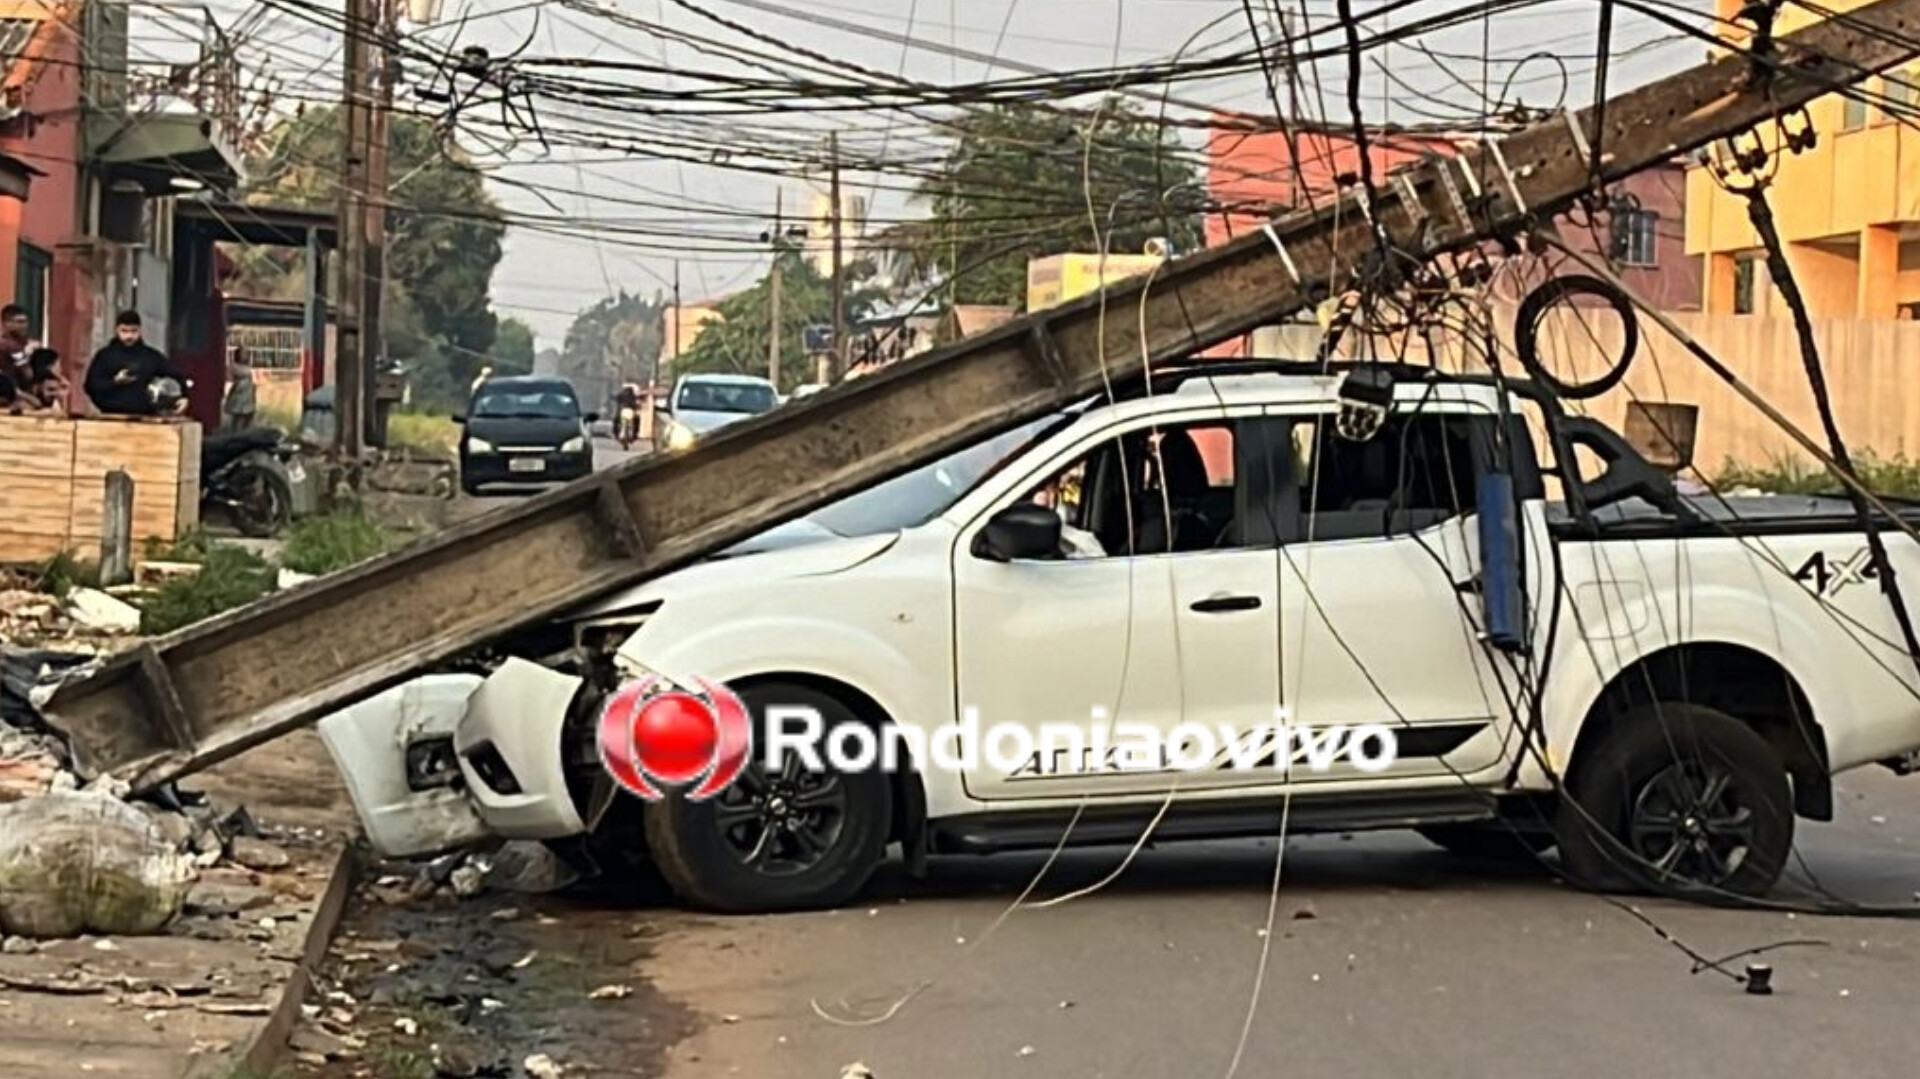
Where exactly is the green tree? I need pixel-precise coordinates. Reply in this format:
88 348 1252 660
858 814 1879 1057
562 292 664 394
674 252 881 393
883 99 1203 308
232 106 508 404
492 317 536 376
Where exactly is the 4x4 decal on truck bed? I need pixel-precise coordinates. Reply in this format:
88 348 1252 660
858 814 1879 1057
1794 549 1879 599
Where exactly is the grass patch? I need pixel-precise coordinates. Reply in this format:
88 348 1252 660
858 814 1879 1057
257 405 300 433
386 411 459 457
1713 450 1920 500
281 506 394 576
138 543 276 635
36 550 100 597
143 528 219 564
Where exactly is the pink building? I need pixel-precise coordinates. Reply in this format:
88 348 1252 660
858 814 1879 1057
1203 116 1701 356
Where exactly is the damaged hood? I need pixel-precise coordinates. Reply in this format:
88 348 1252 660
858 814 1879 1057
567 528 901 621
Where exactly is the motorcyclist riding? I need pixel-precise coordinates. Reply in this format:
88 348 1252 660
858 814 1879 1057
614 381 641 447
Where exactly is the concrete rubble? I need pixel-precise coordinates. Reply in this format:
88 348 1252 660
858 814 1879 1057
0 631 310 945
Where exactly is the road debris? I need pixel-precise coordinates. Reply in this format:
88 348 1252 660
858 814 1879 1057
228 835 292 871
524 1052 564 1078
0 791 195 938
589 983 632 1000
61 589 140 635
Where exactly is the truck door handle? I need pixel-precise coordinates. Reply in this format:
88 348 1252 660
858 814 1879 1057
1190 594 1262 613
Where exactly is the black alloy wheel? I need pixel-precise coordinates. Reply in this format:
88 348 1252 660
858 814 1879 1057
1626 759 1757 888
709 747 852 878
1555 701 1793 899
642 681 893 913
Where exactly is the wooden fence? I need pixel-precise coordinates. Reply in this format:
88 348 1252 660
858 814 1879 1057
0 416 201 565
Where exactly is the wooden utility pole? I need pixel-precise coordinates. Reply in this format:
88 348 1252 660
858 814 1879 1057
668 258 680 388
364 0 396 448
334 0 372 459
828 132 846 383
767 187 783 388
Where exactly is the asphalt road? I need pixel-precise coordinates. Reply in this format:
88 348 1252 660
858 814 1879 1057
540 767 1920 1079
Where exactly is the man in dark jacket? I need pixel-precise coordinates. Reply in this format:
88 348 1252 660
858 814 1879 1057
85 310 190 416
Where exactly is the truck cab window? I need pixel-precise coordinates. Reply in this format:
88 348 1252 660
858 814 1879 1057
1013 421 1244 557
1285 413 1486 542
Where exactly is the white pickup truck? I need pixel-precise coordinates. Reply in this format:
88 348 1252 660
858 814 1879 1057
319 363 1920 912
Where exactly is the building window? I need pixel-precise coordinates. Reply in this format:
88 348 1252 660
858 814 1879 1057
1886 69 1920 118
1843 92 1869 131
14 242 50 339
1613 209 1660 267
1733 255 1757 315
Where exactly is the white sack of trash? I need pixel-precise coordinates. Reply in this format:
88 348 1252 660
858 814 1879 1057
0 790 196 938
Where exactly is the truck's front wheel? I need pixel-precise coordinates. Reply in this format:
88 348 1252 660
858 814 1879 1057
1556 702 1794 900
643 682 892 913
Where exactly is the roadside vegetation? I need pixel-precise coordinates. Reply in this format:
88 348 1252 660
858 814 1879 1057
280 504 396 575
34 507 401 637
1711 451 1920 500
138 533 277 635
385 410 460 457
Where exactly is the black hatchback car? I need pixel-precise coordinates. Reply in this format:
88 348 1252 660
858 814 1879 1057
456 376 598 495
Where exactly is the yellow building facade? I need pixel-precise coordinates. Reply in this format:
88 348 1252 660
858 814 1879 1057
1687 0 1920 318
1026 253 1165 311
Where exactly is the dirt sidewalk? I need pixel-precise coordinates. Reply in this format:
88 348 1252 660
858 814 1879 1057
0 729 357 1079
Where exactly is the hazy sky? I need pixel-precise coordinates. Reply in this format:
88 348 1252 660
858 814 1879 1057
133 1 1708 348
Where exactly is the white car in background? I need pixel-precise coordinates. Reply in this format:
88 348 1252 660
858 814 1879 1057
653 373 780 452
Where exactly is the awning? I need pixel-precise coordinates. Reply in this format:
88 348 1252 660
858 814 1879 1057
86 110 244 197
0 151 43 202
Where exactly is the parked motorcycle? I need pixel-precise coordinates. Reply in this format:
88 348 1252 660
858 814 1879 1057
202 427 301 537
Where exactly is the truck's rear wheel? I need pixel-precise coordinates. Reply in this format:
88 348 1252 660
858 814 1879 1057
643 682 891 913
1556 702 1793 899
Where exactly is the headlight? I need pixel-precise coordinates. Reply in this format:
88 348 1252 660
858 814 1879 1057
666 423 697 450
561 436 586 453
466 436 496 454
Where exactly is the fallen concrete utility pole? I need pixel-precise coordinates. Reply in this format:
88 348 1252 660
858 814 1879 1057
43 0 1920 792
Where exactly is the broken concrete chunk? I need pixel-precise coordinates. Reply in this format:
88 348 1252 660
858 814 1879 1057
62 589 140 634
228 836 291 871
448 863 484 898
0 791 196 938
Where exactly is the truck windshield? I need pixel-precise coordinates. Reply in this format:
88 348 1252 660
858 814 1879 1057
807 410 1076 538
677 381 777 414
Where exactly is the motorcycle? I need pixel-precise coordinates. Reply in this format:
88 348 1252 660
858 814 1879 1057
202 426 300 537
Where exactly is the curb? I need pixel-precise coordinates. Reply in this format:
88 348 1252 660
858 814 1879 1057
184 842 363 1078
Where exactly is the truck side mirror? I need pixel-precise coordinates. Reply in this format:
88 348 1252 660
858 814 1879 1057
1476 471 1527 653
972 503 1062 563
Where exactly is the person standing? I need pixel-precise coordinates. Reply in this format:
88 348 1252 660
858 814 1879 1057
84 310 190 417
2 304 35 387
223 345 257 430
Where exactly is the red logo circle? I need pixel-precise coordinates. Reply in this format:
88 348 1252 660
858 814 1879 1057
598 675 753 801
